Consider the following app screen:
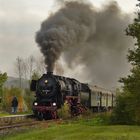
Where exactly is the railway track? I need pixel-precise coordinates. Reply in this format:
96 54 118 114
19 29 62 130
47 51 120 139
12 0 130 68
0 114 61 135
0 121 38 131
0 114 33 125
0 114 40 135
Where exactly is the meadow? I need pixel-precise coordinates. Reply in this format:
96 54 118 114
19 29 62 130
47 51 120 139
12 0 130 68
1 119 140 140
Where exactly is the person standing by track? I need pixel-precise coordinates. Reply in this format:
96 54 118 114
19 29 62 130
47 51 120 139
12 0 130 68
11 96 18 114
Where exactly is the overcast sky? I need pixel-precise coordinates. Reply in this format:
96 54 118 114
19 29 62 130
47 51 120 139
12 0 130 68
0 0 138 77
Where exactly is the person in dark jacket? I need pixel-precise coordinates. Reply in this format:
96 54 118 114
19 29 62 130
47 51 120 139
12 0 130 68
11 96 18 114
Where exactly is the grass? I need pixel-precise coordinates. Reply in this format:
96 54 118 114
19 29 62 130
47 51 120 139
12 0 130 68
1 120 140 140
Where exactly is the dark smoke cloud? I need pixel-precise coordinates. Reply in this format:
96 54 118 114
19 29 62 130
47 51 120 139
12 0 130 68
36 1 96 71
36 1 133 88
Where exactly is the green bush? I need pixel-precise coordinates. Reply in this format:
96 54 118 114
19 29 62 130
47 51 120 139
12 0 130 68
111 93 136 125
57 102 71 119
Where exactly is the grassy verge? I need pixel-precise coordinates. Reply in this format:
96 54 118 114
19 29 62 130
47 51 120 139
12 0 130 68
1 119 140 140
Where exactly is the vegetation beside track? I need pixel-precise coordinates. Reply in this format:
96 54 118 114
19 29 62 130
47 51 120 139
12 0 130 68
1 118 140 140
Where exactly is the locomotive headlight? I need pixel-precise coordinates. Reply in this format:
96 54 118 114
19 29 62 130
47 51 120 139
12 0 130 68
34 102 38 106
53 102 56 106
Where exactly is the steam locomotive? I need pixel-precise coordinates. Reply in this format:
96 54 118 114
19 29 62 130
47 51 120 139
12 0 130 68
30 72 115 120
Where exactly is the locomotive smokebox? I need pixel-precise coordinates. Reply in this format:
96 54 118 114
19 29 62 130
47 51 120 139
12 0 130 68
47 72 53 75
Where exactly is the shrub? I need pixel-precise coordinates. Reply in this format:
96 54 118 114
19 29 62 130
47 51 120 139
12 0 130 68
57 102 71 119
111 93 135 125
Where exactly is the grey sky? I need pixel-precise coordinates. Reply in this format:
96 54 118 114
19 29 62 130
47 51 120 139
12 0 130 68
0 0 137 77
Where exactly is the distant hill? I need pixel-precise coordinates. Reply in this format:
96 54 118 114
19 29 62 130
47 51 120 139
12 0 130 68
4 76 29 89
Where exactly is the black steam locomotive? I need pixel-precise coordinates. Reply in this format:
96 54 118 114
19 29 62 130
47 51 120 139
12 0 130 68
30 72 115 120
30 72 91 120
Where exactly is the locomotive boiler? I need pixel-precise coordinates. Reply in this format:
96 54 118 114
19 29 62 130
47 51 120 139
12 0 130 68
30 72 91 120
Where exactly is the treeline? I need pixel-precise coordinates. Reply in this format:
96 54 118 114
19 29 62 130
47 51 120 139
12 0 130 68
111 0 140 125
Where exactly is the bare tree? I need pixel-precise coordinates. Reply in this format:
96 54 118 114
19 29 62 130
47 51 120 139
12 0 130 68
15 57 24 88
35 56 46 75
14 55 46 87
27 55 36 81
22 59 28 80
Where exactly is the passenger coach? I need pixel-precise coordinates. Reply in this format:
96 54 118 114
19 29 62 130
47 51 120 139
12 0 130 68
89 85 115 112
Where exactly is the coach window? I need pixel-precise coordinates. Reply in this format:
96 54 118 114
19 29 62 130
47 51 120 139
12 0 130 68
104 94 106 100
74 84 78 90
97 92 100 100
95 92 97 100
100 92 101 99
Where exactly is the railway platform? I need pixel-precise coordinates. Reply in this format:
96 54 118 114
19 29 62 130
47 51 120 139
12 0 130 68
0 114 33 125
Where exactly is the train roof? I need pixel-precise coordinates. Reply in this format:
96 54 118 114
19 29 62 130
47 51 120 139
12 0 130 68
89 85 115 95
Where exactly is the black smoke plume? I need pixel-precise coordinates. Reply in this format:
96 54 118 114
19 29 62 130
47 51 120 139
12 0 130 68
36 0 132 88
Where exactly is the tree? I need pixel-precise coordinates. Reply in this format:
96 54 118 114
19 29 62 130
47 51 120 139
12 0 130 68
14 55 46 88
15 56 33 88
0 72 7 97
0 72 7 110
35 56 46 76
22 59 28 81
27 55 36 81
15 57 24 88
112 0 140 124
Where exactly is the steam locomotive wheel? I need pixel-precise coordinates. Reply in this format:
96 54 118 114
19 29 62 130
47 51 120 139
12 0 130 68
51 111 57 119
33 110 38 117
37 112 43 121
43 111 52 120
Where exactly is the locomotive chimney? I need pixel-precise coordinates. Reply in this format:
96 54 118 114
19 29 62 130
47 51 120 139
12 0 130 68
47 71 53 75
46 66 53 75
